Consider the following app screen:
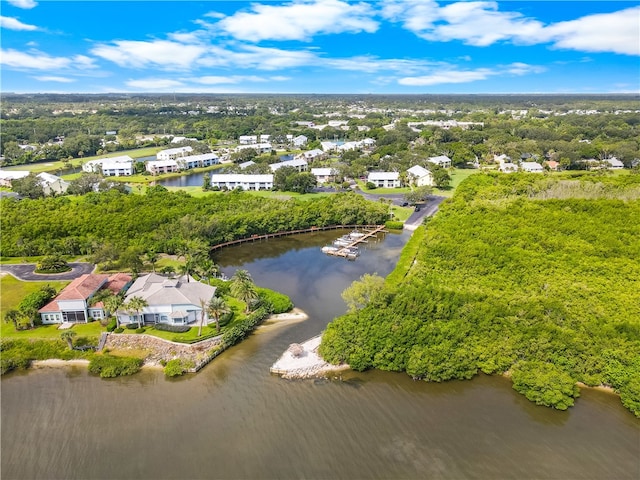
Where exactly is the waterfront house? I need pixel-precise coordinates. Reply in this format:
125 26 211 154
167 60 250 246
427 155 452 169
297 149 325 162
367 171 400 188
406 165 434 187
39 273 132 324
0 170 29 187
146 159 179 175
117 273 216 326
178 153 220 170
83 155 134 176
210 173 274 191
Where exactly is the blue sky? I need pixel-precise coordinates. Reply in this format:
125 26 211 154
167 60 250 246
1 0 638 94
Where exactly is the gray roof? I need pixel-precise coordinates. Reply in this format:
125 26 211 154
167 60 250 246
124 273 216 307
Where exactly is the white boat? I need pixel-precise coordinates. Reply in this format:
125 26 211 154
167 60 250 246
333 236 353 247
349 230 366 238
321 245 340 254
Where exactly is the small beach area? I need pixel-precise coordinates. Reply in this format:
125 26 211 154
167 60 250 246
270 335 350 379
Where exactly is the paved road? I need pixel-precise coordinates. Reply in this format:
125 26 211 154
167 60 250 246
403 195 447 230
0 262 95 281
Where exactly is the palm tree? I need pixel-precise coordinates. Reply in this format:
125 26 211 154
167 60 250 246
103 294 124 328
231 269 258 313
60 330 77 350
207 296 230 333
125 296 149 329
198 297 209 337
146 250 158 273
196 258 219 285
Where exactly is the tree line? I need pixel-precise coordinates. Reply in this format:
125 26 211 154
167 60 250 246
319 172 640 416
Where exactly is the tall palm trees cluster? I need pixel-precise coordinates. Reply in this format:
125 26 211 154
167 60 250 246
230 269 259 313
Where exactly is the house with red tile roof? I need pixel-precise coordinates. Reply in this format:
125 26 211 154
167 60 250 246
39 273 132 324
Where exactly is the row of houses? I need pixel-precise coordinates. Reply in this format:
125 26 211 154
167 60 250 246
0 170 70 195
210 166 338 191
39 272 218 327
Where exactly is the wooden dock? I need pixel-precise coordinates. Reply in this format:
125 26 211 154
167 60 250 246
324 225 387 258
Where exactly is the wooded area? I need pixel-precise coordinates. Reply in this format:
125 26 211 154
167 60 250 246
319 172 640 415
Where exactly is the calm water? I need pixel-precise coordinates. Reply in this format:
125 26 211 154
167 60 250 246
2 230 639 480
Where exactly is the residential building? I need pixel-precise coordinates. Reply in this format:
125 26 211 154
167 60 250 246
210 173 274 191
604 157 624 169
292 135 308 147
235 143 272 154
157 146 193 161
37 172 70 194
499 163 519 173
427 155 452 168
239 135 258 145
39 273 132 324
521 161 544 173
406 165 434 187
0 170 29 187
297 149 325 162
367 171 400 188
178 153 220 170
147 159 179 175
311 168 337 184
83 155 134 176
270 158 308 173
117 273 216 326
238 160 256 170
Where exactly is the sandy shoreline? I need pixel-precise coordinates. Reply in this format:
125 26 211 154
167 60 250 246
270 335 350 379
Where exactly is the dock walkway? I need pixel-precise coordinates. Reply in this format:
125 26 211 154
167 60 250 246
324 225 386 258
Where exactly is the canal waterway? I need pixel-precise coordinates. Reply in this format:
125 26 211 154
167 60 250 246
2 229 639 480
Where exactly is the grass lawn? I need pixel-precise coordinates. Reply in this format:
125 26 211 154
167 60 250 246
390 205 414 222
433 168 480 197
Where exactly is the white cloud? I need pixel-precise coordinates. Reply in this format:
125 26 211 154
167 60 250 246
0 16 38 31
399 68 494 86
544 7 640 56
91 40 207 70
202 45 318 70
6 0 37 9
215 0 378 41
126 78 184 90
32 76 75 83
398 62 545 86
327 55 438 74
1 48 72 70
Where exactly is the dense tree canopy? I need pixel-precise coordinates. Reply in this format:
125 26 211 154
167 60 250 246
320 172 640 415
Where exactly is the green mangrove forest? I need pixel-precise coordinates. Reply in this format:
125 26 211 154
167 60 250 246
320 172 640 416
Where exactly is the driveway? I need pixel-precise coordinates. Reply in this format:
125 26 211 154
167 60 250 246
0 262 95 281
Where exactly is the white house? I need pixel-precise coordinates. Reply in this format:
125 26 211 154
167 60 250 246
157 146 193 161
320 141 338 152
146 159 179 175
499 163 519 173
37 172 70 194
406 165 434 187
210 173 274 191
238 160 256 170
0 169 29 187
178 153 220 170
101 156 134 176
311 168 337 184
117 274 216 326
427 155 452 168
367 171 400 188
270 158 308 173
39 273 132 324
292 135 308 147
235 143 272 154
521 161 544 173
83 155 134 176
604 157 624 169
239 135 258 145
297 149 325 161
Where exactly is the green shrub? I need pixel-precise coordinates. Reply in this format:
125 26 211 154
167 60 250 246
88 355 142 378
35 255 70 274
385 220 404 230
113 327 124 333
511 361 580 410
106 319 117 332
257 288 293 314
125 323 138 330
153 323 191 333
164 359 194 377
135 327 145 334
209 278 231 295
